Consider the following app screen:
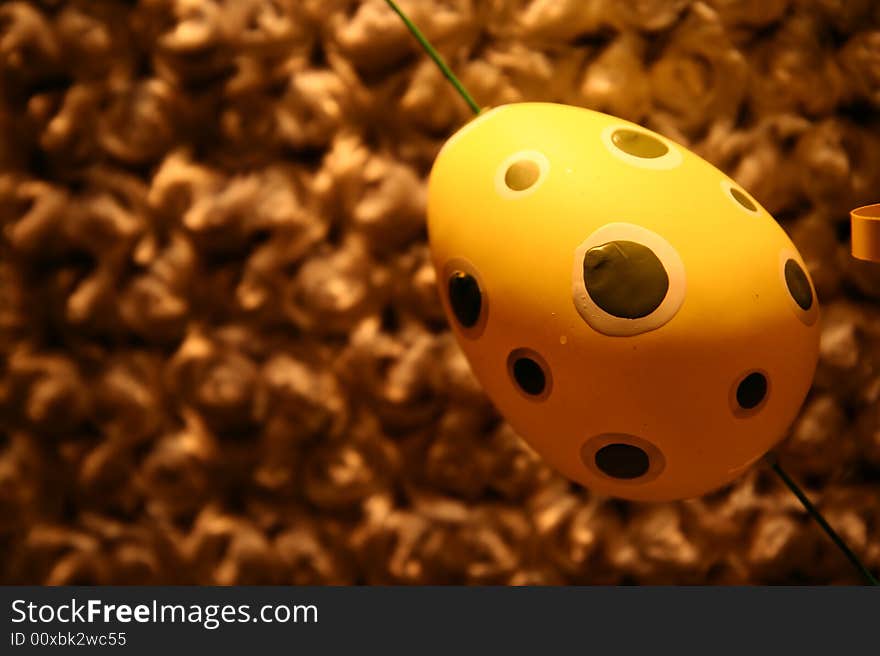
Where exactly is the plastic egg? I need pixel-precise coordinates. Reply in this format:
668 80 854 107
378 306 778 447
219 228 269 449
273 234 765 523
428 103 820 501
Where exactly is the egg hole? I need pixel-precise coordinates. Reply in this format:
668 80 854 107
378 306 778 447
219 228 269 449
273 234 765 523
729 187 757 212
512 357 545 395
595 443 650 480
447 271 482 328
611 129 668 158
504 159 540 191
735 372 768 411
507 349 552 400
583 240 669 319
784 259 813 311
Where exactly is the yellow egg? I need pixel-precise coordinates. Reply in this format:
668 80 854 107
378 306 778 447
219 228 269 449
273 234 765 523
428 102 820 501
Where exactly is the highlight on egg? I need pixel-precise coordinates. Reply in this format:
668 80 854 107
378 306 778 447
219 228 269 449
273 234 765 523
428 102 820 502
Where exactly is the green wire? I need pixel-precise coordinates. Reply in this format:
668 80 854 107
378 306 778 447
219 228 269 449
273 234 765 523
768 454 879 585
383 0 481 115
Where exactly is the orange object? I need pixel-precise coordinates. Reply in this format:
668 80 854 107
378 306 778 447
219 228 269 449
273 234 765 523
851 204 880 262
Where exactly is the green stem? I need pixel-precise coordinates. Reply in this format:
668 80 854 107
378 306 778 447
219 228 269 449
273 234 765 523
384 0 481 115
768 454 878 585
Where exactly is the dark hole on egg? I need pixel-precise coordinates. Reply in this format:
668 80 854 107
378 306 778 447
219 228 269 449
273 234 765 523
736 372 767 410
730 187 757 212
784 259 813 311
611 129 668 159
448 271 482 328
583 240 669 319
504 159 540 191
511 356 546 396
595 443 650 479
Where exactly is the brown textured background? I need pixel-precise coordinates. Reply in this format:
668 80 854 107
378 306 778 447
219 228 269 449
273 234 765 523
1 0 879 585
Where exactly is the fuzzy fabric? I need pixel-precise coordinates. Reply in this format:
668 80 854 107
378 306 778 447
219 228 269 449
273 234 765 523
1 0 879 584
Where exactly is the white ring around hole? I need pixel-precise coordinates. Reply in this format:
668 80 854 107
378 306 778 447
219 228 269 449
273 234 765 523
600 125 683 170
721 179 760 215
494 150 551 199
572 222 687 337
